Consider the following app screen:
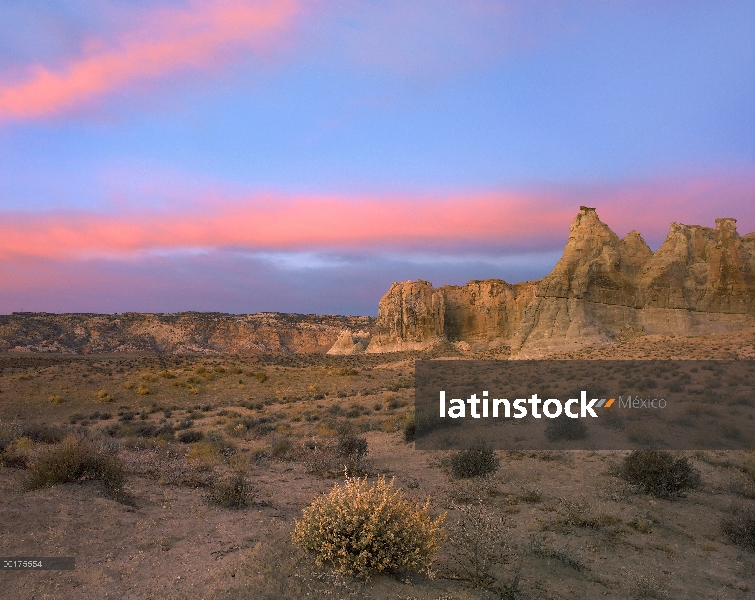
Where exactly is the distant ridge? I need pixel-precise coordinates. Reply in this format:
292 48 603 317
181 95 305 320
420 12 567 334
0 312 374 355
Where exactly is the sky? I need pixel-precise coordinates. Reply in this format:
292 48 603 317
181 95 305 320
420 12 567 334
0 0 753 316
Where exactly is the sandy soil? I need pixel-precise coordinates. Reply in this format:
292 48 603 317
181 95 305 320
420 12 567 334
1 330 755 599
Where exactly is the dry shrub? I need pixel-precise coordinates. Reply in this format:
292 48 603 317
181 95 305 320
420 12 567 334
48 394 64 404
336 433 367 459
529 535 586 573
1 437 34 468
619 450 700 498
292 476 445 579
177 430 204 444
380 418 396 433
96 390 113 403
206 471 254 509
625 423 654 445
225 416 274 438
303 434 371 478
721 504 755 551
447 499 508 588
403 414 416 443
443 477 500 505
544 415 587 441
22 423 65 444
136 383 152 395
187 442 223 470
174 416 193 430
25 435 126 492
450 443 500 479
555 498 619 530
629 572 670 599
270 434 292 458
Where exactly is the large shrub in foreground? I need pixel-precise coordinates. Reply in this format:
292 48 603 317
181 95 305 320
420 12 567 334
292 476 445 578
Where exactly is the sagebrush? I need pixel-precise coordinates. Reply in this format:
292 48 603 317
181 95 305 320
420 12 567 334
447 499 507 587
206 471 254 509
721 504 755 551
25 435 126 492
619 450 700 498
292 475 445 578
304 434 372 477
544 415 588 441
450 444 500 478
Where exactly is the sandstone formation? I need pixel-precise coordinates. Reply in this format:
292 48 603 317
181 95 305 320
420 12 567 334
365 280 446 353
366 279 536 353
367 207 755 354
0 312 374 355
325 329 372 355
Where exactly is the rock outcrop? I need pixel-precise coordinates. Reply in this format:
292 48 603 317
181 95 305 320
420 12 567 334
366 280 446 353
366 278 536 353
0 312 374 355
367 208 755 354
325 329 372 355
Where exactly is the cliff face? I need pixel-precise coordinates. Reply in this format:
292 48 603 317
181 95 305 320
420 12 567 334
0 312 375 355
366 278 537 353
636 218 755 313
366 280 446 353
367 208 755 354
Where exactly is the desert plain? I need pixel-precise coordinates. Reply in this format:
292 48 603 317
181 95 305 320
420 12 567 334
1 327 755 600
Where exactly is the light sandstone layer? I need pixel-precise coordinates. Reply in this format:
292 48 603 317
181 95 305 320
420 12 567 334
366 207 755 354
325 329 372 355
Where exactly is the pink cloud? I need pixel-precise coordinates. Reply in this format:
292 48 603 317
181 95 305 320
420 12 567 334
0 0 303 121
0 172 752 262
0 193 572 260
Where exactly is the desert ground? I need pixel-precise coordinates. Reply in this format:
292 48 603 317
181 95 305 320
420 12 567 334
2 329 755 599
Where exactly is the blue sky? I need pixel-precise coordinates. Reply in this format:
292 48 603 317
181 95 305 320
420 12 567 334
0 1 753 315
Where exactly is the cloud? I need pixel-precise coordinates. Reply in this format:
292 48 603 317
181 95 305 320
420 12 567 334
0 247 562 315
1 170 753 263
0 192 574 260
0 0 302 122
